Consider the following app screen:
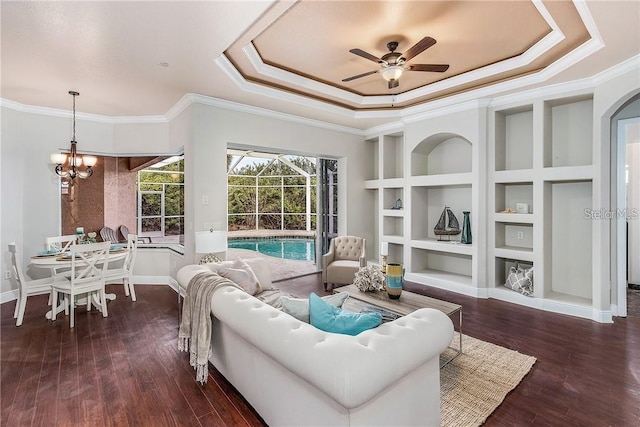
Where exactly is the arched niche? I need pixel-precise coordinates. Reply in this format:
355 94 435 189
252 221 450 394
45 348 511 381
411 133 472 176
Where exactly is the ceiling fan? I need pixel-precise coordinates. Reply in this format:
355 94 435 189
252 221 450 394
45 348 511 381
342 37 449 89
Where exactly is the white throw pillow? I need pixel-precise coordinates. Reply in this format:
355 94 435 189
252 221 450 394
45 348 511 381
217 259 261 295
279 292 349 323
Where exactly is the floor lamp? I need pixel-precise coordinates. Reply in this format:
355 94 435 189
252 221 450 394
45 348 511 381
196 230 227 264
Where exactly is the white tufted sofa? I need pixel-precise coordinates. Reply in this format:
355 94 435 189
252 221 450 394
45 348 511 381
322 235 367 291
177 261 454 427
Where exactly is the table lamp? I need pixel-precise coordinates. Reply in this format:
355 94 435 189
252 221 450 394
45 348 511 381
196 229 227 264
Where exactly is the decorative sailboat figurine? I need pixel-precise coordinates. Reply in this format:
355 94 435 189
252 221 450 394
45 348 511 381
434 206 461 241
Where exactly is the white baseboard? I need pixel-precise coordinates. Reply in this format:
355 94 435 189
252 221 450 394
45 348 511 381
1 289 19 305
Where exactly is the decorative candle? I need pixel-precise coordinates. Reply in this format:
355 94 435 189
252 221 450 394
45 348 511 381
380 242 389 256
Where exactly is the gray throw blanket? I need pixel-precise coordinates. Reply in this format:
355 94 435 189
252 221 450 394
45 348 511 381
178 272 241 384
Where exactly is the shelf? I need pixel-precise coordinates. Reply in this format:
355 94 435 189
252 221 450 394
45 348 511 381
411 239 473 255
382 234 404 244
542 165 593 182
494 213 534 223
408 269 473 288
382 209 404 217
493 169 534 183
410 172 473 187
381 178 404 188
544 291 592 308
494 246 534 262
364 179 380 189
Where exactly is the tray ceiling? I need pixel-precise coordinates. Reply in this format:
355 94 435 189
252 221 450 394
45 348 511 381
1 0 638 130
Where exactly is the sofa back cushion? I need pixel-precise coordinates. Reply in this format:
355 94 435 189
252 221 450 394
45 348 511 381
217 259 261 295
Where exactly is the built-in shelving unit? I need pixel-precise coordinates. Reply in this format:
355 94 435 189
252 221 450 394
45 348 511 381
367 123 482 296
364 92 602 321
488 94 597 319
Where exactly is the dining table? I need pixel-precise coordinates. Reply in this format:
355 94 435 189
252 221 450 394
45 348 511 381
31 247 128 320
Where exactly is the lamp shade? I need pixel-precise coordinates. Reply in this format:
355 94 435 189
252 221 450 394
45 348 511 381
83 155 98 167
195 230 227 253
51 153 67 164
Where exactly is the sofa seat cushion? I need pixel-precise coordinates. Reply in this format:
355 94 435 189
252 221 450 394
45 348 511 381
309 293 382 336
326 259 361 284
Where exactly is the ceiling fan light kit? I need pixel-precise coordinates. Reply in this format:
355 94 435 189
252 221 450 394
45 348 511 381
381 65 403 82
343 37 449 90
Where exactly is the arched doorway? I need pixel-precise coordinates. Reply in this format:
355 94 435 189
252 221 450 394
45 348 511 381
610 93 640 317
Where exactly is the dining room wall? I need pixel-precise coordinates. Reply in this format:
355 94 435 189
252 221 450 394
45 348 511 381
0 100 371 298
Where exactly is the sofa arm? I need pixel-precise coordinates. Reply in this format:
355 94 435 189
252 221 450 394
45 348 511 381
211 287 454 409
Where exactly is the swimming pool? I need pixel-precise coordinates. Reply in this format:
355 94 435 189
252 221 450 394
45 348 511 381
228 238 316 262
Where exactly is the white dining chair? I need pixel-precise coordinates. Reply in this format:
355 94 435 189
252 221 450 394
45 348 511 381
105 234 139 301
9 243 54 327
45 234 79 252
46 234 79 275
50 241 111 328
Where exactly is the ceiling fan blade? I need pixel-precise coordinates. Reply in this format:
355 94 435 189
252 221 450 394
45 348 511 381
388 79 400 89
408 64 450 72
401 37 437 62
342 70 379 82
349 48 384 64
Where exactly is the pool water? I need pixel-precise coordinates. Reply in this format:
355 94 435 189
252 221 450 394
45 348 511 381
228 238 315 262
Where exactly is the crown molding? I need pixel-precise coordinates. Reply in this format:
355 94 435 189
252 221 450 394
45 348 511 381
185 93 365 136
0 98 167 124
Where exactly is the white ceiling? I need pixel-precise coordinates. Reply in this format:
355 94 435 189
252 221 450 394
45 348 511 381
1 0 639 131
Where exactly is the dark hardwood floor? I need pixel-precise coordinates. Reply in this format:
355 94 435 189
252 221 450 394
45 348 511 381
2 276 639 426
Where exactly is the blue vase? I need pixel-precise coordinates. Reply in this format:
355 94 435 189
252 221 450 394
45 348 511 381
461 211 472 244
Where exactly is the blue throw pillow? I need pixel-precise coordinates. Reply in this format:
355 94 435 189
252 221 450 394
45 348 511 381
309 293 382 336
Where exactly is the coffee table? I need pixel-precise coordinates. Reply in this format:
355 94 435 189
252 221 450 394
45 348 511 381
334 284 462 367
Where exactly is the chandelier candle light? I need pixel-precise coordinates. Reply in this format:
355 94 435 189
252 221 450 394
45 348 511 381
50 91 97 183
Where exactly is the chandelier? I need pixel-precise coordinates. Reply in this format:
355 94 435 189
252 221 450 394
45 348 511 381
50 91 97 183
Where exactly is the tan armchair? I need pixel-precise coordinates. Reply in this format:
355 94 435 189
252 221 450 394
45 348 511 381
322 236 366 291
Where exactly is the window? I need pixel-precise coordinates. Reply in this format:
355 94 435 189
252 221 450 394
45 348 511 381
137 156 184 244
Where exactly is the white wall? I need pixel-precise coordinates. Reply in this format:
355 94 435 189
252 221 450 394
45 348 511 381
181 103 371 265
0 108 178 297
0 102 371 300
628 142 640 285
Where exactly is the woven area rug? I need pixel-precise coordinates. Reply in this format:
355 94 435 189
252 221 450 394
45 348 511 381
440 333 536 427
